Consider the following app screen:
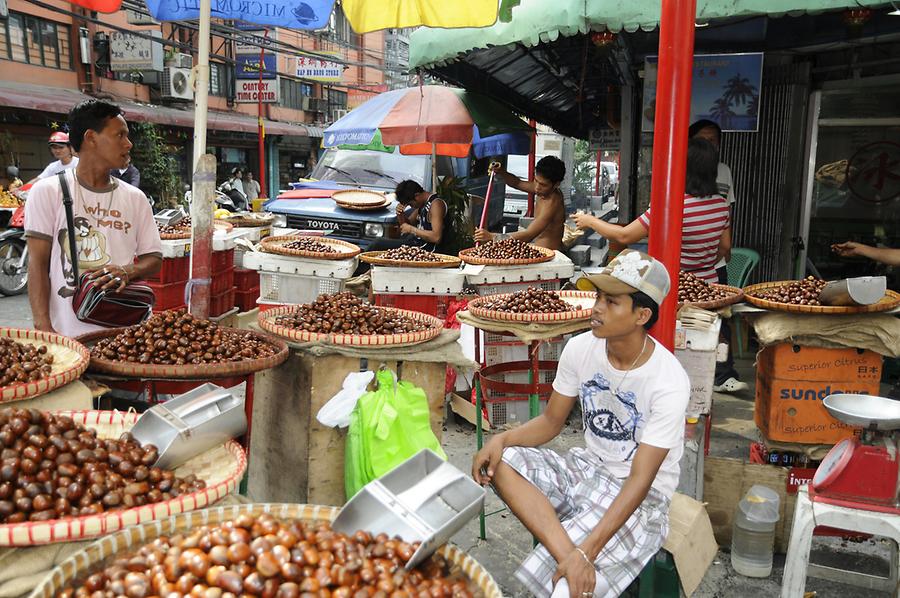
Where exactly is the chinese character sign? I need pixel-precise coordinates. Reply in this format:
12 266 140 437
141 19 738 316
296 56 342 82
642 53 764 132
144 0 335 29
110 31 162 71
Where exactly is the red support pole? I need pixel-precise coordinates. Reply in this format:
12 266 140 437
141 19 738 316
594 149 602 196
647 0 696 351
526 118 536 217
257 30 269 202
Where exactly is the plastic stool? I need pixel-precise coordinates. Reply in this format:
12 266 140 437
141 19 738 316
622 549 679 598
781 486 900 597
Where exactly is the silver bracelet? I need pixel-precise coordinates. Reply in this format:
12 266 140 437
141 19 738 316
574 547 594 567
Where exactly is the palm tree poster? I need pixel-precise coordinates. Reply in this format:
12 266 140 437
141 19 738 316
641 53 764 133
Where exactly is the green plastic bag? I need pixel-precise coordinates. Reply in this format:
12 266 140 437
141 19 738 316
345 369 446 498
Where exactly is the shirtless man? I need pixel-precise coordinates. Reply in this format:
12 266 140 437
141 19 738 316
474 156 566 251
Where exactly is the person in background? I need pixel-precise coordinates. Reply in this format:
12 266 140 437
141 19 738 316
1 166 23 194
25 99 161 338
832 242 900 266
472 250 689 597
27 132 79 184
474 156 567 251
244 170 262 201
394 179 447 253
111 158 140 189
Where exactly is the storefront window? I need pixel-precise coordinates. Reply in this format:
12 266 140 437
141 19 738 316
7 15 27 63
25 18 43 65
1 13 69 69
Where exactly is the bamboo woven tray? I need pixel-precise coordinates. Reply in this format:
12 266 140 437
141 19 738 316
744 282 900 314
335 200 391 211
360 250 462 269
216 212 275 227
31 503 501 598
77 328 289 379
261 235 362 260
331 189 389 207
678 284 745 310
0 328 90 404
258 305 444 347
158 221 233 240
467 290 595 323
458 244 555 266
0 410 245 546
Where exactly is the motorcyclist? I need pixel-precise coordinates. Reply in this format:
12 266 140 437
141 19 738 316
217 167 249 211
27 132 79 184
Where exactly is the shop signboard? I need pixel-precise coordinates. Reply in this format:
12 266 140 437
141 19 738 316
109 31 164 72
589 128 621 152
145 0 334 29
642 52 764 132
236 53 277 79
236 79 280 103
235 29 277 55
296 55 342 82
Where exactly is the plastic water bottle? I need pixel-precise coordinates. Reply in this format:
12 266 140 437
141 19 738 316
731 485 780 577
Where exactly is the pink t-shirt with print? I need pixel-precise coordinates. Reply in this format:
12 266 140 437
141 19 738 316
24 170 162 338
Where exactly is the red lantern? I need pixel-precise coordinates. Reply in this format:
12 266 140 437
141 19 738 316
842 8 872 26
590 31 616 47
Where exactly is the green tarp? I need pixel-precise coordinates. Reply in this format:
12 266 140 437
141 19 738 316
410 0 888 68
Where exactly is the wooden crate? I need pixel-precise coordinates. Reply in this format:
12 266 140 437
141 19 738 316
247 352 446 506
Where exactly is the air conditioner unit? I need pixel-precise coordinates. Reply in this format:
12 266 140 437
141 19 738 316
302 97 328 113
331 109 349 121
166 52 193 69
161 67 194 101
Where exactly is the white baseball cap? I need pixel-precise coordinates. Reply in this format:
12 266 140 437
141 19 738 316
576 249 671 306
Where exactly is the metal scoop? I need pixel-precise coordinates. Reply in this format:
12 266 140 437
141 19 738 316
129 383 247 470
819 276 887 306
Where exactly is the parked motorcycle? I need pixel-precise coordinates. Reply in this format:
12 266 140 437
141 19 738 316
0 207 27 296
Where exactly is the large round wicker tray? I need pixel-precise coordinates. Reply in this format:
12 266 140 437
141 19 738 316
458 244 555 266
158 221 233 240
360 250 462 269
77 328 288 379
0 410 245 546
467 290 595 323
31 503 501 598
678 284 745 310
258 305 444 347
331 189 389 207
744 282 900 314
0 328 90 404
216 212 275 227
261 235 361 260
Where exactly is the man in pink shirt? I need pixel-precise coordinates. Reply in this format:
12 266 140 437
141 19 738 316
25 100 161 338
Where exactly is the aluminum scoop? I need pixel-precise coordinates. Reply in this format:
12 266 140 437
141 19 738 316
129 383 246 470
819 276 887 306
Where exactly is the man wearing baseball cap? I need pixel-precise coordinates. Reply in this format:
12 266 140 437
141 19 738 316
27 132 79 185
473 249 690 597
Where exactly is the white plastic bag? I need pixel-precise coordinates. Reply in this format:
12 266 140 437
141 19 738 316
316 371 375 428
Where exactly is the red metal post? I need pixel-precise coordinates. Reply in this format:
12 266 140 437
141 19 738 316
594 149 602 196
257 30 269 202
526 118 536 216
647 0 696 350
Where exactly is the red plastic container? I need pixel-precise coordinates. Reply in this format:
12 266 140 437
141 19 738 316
234 267 260 291
211 267 235 295
235 286 260 312
144 255 190 284
210 287 236 317
147 280 187 312
212 248 235 273
374 293 452 320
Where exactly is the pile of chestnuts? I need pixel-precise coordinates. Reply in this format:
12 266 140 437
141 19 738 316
273 292 434 335
749 276 828 306
57 514 475 598
0 408 205 524
280 238 339 254
158 217 192 236
90 310 279 365
677 271 732 304
466 239 545 261
479 288 573 314
0 338 55 387
381 246 442 263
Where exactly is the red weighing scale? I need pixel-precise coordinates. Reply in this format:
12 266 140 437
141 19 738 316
810 394 900 514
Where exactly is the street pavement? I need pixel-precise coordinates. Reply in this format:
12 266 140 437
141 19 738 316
0 292 891 597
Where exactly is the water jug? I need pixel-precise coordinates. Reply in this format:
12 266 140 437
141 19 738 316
731 484 780 577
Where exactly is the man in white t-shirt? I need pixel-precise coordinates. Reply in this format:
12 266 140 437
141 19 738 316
25 100 161 338
473 249 690 598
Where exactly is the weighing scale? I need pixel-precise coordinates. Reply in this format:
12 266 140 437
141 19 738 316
154 208 187 228
810 394 900 513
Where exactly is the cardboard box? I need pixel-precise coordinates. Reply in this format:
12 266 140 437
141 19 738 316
662 493 718 597
755 343 883 444
674 316 721 415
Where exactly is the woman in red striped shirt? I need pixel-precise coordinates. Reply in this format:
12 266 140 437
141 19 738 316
574 138 730 283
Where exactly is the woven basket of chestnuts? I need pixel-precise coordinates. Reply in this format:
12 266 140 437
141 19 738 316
77 310 288 379
0 409 245 546
359 246 462 269
0 328 90 404
468 289 596 323
258 292 444 347
458 239 555 266
261 235 362 260
744 279 900 314
676 271 744 310
32 504 502 598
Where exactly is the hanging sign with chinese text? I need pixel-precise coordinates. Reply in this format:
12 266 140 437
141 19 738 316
296 55 342 82
110 31 164 71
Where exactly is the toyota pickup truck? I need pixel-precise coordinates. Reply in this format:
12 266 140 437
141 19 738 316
265 146 505 251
